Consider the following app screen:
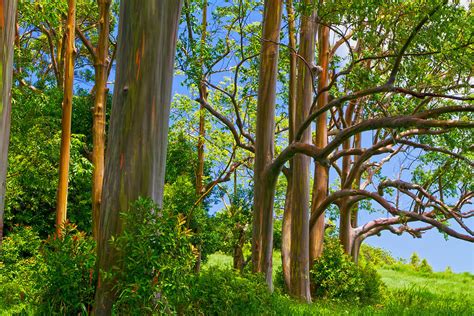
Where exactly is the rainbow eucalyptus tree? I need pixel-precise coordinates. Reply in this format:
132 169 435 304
251 0 283 290
309 8 330 265
281 0 297 291
288 0 315 301
255 0 473 300
94 0 182 314
0 0 17 242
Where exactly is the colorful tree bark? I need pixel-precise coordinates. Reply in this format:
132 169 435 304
289 0 315 301
251 0 283 290
0 0 17 242
309 17 330 264
94 1 182 314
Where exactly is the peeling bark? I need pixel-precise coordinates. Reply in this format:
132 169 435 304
309 15 330 265
281 0 297 291
339 101 357 254
93 1 182 314
281 170 293 290
289 1 315 302
0 0 17 243
252 0 283 290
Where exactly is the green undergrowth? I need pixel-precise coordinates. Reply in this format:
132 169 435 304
1 246 472 315
205 252 474 316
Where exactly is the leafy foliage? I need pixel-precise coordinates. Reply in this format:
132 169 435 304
208 184 253 258
310 238 384 304
6 88 93 236
35 223 96 315
165 130 218 262
0 226 42 312
178 267 274 315
109 198 195 314
359 243 397 267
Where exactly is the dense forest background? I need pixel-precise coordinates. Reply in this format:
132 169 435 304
0 0 473 314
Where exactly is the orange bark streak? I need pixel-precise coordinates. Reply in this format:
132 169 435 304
0 1 4 29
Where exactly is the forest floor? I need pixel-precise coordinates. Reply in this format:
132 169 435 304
206 252 474 315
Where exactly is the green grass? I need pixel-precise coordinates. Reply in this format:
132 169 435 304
203 251 234 269
205 252 474 315
379 267 474 299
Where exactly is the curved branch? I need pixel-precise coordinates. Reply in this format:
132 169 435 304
197 97 255 153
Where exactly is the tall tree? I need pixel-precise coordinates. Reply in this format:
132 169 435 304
289 0 315 301
93 1 182 313
252 0 283 290
182 0 208 273
309 10 329 264
193 1 207 272
281 0 297 291
74 0 116 239
195 0 207 201
251 0 472 301
0 0 17 242
55 0 76 233
91 0 111 239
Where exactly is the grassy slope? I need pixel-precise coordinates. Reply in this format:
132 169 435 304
206 252 474 316
379 268 474 298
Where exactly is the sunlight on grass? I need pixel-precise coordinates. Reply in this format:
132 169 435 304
204 252 474 315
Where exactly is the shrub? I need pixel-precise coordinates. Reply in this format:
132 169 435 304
35 223 96 315
0 225 41 267
274 265 286 293
410 252 421 268
310 238 384 304
0 226 42 312
358 263 385 303
179 267 274 315
444 266 453 274
419 259 433 273
359 243 397 267
7 89 93 236
109 198 195 314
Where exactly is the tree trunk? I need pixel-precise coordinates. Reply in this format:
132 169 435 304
281 171 292 290
196 98 205 196
91 0 111 240
252 0 283 290
55 0 76 234
339 201 354 254
194 0 208 273
351 235 363 264
309 10 330 266
56 24 64 89
233 225 245 271
289 1 315 302
351 132 362 229
339 100 358 254
281 0 297 290
93 1 182 314
196 0 207 198
0 0 17 242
